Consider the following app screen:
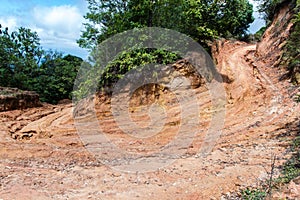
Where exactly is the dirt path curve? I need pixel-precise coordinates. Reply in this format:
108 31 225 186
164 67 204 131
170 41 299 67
217 42 288 134
0 41 299 199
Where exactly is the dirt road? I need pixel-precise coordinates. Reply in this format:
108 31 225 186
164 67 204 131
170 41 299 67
0 41 299 199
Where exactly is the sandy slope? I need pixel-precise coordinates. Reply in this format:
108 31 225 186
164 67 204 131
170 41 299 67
0 41 299 199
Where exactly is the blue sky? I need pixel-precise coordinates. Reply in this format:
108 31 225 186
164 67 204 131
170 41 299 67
0 0 89 58
249 0 266 33
0 0 264 59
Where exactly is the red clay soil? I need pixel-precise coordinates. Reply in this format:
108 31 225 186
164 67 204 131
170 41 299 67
0 87 41 112
0 41 299 199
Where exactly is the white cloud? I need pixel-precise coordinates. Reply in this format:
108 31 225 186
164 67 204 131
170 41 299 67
0 17 18 31
32 5 84 45
0 4 88 58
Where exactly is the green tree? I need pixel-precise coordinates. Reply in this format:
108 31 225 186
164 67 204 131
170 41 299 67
0 25 43 89
282 0 300 84
185 0 254 43
255 0 285 23
0 25 18 86
78 0 187 49
0 25 83 104
35 51 83 103
78 0 254 49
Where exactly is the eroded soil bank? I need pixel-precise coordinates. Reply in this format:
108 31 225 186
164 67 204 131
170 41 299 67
0 40 299 199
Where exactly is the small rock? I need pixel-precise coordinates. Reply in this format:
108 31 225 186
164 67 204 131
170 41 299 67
112 172 121 177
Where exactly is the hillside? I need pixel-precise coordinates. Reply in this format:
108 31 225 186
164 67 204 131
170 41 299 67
0 3 299 200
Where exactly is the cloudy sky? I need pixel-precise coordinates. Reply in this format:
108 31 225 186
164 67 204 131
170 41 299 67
0 0 264 59
0 0 89 58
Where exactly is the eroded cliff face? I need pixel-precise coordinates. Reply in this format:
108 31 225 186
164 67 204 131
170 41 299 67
0 87 41 111
256 0 295 69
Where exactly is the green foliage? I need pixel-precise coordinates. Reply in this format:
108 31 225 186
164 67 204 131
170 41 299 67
78 0 254 49
0 25 83 104
275 137 300 184
73 48 179 100
294 94 300 102
78 0 188 48
255 0 285 23
281 0 300 84
99 48 179 88
241 188 267 200
0 25 43 88
34 52 83 104
254 26 267 41
186 0 254 43
277 157 300 184
292 135 300 150
76 0 254 98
